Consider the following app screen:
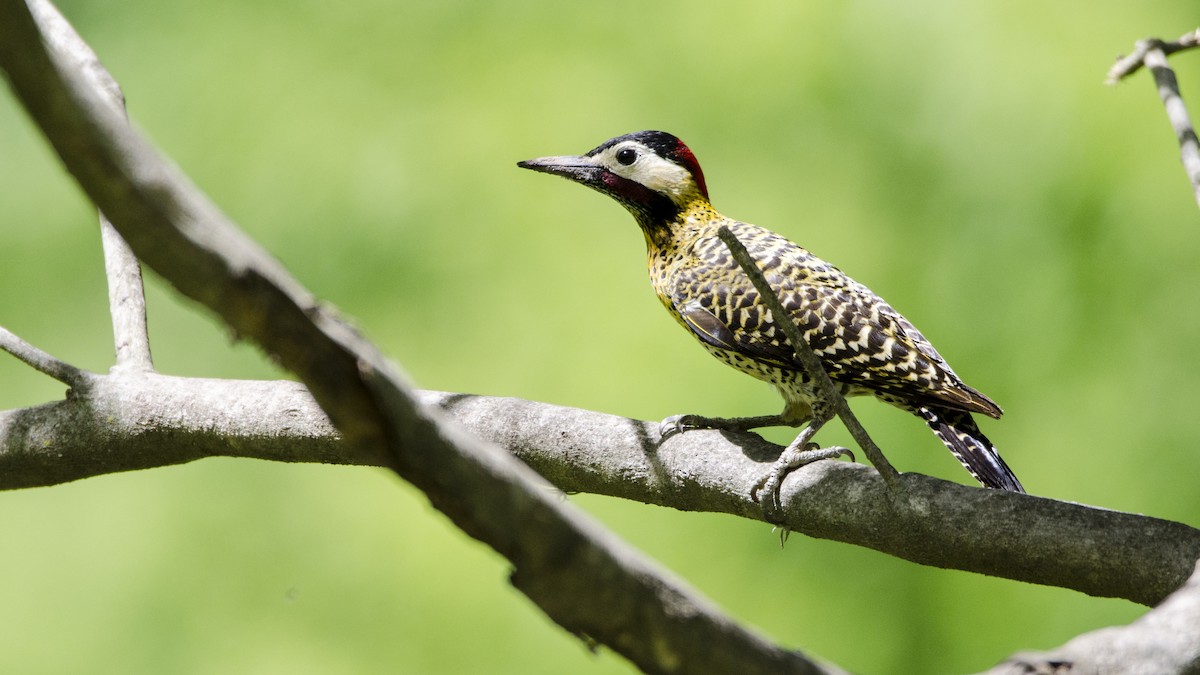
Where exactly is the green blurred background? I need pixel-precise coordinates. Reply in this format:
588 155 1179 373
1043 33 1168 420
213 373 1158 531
3 1 1198 672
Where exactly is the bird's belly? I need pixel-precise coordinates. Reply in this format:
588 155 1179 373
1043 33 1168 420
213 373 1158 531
701 343 794 387
700 342 875 405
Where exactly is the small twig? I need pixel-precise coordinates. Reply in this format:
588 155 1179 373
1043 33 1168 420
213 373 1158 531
0 325 88 386
101 216 154 371
1107 30 1200 210
1144 47 1200 209
26 0 154 372
715 226 901 490
1106 30 1200 84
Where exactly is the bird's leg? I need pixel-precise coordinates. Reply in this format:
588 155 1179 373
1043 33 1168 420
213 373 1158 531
659 413 797 440
750 406 854 523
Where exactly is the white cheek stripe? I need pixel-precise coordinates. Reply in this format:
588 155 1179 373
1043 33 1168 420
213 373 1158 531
596 145 698 204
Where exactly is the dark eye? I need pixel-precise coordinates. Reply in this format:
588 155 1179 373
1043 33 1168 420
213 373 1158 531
615 147 638 166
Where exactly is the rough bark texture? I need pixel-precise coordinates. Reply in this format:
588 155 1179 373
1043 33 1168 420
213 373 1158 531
988 562 1200 674
1 377 1196 608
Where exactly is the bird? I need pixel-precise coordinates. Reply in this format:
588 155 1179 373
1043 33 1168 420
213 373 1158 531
517 130 1024 513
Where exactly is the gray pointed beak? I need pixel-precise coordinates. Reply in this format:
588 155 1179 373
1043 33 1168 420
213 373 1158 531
516 154 603 184
518 148 676 222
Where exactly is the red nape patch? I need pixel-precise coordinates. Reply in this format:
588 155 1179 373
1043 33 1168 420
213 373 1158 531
673 139 708 199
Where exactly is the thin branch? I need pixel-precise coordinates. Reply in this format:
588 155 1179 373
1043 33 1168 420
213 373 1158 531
1144 46 1200 209
715 226 901 489
1106 30 1200 84
1108 30 1200 210
0 325 88 386
99 212 152 367
24 0 153 371
0 380 1195 608
0 2 840 673
100 217 154 371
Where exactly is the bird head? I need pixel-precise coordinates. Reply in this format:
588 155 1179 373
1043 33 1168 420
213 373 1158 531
518 130 709 228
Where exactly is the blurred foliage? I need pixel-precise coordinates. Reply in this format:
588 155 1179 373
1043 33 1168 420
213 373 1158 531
2 1 1199 672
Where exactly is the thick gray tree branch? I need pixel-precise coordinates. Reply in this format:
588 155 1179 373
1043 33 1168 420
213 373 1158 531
0 2 838 673
1108 30 1200 210
0 371 350 488
0 375 1196 609
988 560 1200 674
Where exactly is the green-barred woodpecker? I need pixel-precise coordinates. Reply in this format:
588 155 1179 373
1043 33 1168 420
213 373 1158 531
518 130 1023 511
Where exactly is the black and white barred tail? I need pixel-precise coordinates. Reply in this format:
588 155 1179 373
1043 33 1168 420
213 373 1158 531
917 407 1025 493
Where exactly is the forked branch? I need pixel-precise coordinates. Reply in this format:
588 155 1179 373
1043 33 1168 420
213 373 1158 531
1108 30 1200 209
1107 30 1200 83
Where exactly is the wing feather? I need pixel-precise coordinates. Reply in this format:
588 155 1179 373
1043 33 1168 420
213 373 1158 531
668 226 1002 418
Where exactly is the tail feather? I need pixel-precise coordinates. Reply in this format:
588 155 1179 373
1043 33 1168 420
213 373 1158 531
917 406 1025 493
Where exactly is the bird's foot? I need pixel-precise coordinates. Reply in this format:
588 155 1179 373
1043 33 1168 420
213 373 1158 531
751 443 855 524
659 413 787 441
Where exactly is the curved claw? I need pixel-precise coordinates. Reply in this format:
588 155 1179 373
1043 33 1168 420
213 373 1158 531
750 444 858 523
811 444 855 464
659 414 695 440
773 525 792 548
750 469 787 524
